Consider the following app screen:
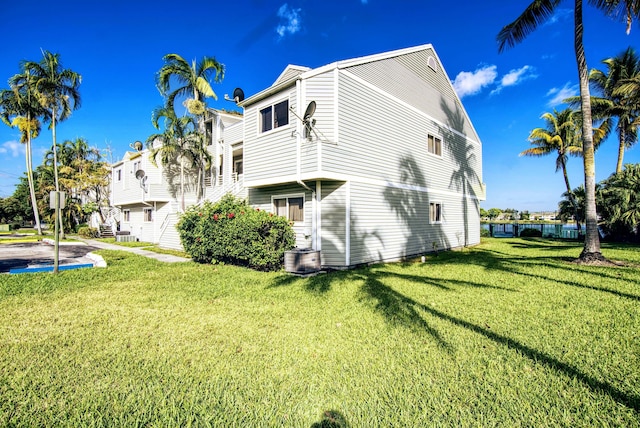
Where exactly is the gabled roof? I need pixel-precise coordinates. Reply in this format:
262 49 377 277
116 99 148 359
240 45 438 107
272 65 311 86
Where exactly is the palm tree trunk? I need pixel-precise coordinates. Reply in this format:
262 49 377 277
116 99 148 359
560 159 582 235
180 156 185 212
25 114 42 235
616 128 626 173
575 0 603 261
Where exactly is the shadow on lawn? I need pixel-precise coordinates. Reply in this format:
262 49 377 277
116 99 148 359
310 409 349 428
271 239 640 412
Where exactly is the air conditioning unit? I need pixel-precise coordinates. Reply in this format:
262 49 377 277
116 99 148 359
284 248 321 274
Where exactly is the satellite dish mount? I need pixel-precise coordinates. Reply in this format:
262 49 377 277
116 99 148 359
224 87 245 104
135 169 148 193
290 101 317 141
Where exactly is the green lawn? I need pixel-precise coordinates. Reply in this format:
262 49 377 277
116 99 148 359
1 238 639 426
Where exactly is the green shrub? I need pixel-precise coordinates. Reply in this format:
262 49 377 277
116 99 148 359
519 228 542 237
480 228 491 237
11 223 21 231
177 194 296 271
78 226 99 238
75 223 88 233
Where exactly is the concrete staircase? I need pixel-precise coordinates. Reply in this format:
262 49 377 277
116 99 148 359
99 224 114 238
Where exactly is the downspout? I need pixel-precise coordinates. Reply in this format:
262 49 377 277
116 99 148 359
295 78 317 249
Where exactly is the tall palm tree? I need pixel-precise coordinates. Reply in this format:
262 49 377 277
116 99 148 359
522 108 584 231
498 0 640 262
0 69 46 235
23 50 81 238
156 54 223 120
590 47 640 173
148 106 203 210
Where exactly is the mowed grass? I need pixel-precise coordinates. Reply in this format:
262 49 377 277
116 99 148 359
0 238 639 426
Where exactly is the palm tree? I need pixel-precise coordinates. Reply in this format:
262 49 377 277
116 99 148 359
522 108 584 231
0 69 46 235
589 47 640 173
156 54 224 121
497 0 640 262
598 163 640 241
23 50 81 238
148 106 204 210
558 185 588 225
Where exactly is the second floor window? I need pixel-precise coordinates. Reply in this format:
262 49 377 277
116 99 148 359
260 100 289 133
428 134 442 156
115 169 122 181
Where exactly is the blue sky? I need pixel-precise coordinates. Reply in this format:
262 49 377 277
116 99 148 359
0 0 638 212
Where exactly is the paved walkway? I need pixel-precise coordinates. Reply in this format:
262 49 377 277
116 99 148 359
73 238 191 263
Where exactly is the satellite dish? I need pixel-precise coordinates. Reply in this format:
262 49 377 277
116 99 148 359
233 87 245 103
302 101 317 141
130 141 143 151
135 169 146 180
303 101 316 121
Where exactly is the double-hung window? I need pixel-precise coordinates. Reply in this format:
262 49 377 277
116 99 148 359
260 100 289 133
123 209 130 222
273 196 304 222
427 134 442 156
430 202 443 223
143 208 153 222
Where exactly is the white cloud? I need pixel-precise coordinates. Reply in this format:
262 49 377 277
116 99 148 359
544 8 572 26
0 141 23 157
546 82 578 107
501 65 536 87
276 4 302 39
490 65 537 94
452 65 498 98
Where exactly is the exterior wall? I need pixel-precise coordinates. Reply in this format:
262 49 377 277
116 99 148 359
319 181 347 267
243 87 298 183
248 183 314 248
348 180 480 266
118 201 171 243
299 71 336 175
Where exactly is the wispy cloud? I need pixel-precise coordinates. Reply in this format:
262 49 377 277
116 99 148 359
544 8 572 26
452 65 498 98
546 82 578 107
276 4 302 39
0 141 23 157
491 65 537 94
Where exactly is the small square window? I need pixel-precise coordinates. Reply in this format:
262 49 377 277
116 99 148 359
428 134 442 156
144 208 153 222
273 196 304 222
260 100 289 133
430 202 442 223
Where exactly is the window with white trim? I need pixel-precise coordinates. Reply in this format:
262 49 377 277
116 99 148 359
427 134 442 156
430 202 442 223
133 161 141 172
123 209 130 222
260 100 289 133
143 208 153 222
115 169 122 182
273 196 304 222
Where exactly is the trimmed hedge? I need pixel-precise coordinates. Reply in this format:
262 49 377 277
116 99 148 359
78 226 99 238
520 228 543 237
177 194 296 271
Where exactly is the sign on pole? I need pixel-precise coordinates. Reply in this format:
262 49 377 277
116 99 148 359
49 191 66 209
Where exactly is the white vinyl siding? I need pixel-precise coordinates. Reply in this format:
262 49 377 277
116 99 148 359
244 88 298 183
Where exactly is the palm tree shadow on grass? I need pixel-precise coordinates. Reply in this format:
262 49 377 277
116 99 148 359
270 243 640 412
